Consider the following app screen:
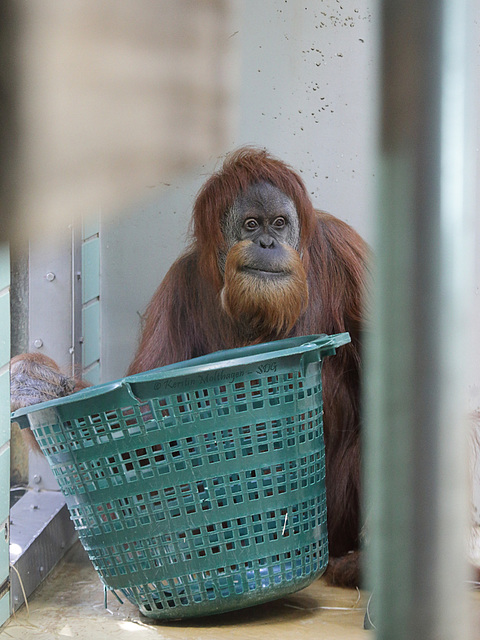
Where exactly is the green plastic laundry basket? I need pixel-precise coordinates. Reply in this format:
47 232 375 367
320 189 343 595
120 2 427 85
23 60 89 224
12 333 350 619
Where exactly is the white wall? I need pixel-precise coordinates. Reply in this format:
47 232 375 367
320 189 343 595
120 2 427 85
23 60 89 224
101 0 379 380
234 0 379 241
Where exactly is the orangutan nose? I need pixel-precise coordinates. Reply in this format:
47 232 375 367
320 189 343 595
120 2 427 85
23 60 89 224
258 234 275 249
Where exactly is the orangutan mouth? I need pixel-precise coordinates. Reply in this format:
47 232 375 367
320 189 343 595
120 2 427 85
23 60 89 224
241 266 288 277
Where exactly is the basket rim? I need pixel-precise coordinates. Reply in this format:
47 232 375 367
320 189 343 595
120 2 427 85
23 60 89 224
11 332 350 422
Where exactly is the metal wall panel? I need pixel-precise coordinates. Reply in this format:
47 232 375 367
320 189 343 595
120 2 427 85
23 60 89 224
28 225 82 375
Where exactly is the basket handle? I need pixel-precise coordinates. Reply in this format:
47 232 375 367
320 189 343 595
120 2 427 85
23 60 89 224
306 332 351 350
299 332 351 375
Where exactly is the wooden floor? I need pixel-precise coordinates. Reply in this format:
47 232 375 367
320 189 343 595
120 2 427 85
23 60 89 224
3 541 371 639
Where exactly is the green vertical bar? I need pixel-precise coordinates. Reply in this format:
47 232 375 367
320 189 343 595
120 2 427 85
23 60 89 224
82 237 100 303
82 301 100 367
0 243 10 628
0 295 10 367
81 213 101 382
82 210 100 242
0 246 9 290
0 373 9 450
365 1 474 638
0 595 9 630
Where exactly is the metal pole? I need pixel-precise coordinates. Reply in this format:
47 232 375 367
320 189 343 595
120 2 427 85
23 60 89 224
365 1 475 638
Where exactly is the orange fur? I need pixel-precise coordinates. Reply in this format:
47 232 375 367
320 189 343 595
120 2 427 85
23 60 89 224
11 353 88 452
221 240 308 343
127 149 370 589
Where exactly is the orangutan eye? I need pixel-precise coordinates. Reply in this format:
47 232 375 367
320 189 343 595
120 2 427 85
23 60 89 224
244 218 259 230
273 217 287 228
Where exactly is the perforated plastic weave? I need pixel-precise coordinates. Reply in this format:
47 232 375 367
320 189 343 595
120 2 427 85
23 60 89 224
12 333 350 619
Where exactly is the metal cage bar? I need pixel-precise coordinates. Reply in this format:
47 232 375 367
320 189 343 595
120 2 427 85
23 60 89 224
365 1 476 638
